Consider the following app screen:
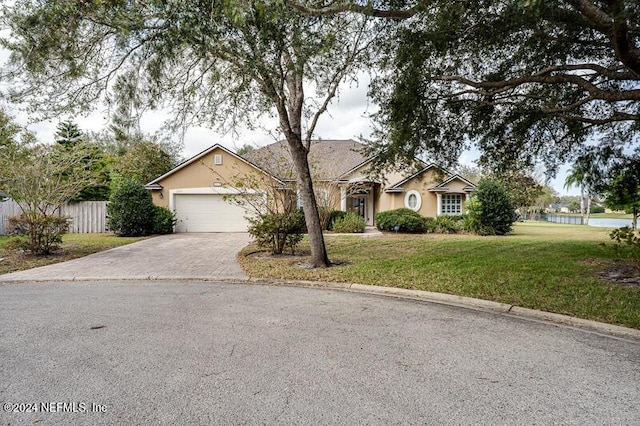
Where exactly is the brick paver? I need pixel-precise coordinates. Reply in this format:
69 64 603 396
0 233 252 282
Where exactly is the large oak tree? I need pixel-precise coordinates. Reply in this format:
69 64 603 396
2 1 375 267
295 0 640 174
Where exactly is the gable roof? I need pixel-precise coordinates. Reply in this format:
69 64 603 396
385 165 477 193
431 174 477 190
385 164 441 190
243 139 369 181
145 143 284 188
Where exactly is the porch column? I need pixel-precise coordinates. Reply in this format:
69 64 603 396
465 193 471 214
436 193 442 217
340 186 347 211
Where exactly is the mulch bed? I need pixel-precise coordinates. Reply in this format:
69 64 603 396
597 262 640 288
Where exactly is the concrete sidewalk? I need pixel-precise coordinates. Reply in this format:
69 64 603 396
0 233 252 282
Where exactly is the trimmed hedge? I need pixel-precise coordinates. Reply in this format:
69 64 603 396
375 208 427 233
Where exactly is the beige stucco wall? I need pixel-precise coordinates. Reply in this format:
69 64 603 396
389 168 442 217
377 170 472 218
313 182 342 211
150 147 274 208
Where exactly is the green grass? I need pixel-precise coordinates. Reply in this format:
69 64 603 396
0 233 144 275
239 222 640 329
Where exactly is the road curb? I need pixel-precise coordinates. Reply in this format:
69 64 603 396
247 278 640 341
1 275 638 341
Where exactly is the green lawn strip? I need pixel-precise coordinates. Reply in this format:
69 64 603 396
0 233 144 275
238 223 640 329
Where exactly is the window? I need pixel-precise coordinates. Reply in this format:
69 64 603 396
214 154 223 165
441 194 462 215
404 190 422 211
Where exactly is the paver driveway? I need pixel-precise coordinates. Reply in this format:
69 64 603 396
0 233 252 282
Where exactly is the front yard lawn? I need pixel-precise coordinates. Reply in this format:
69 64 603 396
0 233 145 275
238 222 640 329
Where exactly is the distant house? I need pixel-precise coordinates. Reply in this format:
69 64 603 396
548 202 572 213
145 140 477 232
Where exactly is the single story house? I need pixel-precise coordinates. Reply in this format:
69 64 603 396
145 139 476 232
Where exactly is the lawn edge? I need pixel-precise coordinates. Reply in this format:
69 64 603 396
2 273 638 341
247 278 640 341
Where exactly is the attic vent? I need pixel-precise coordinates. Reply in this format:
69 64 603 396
214 154 223 165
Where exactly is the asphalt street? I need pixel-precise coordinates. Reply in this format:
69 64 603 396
1 280 638 425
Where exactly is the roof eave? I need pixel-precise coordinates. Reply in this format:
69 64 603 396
145 143 285 187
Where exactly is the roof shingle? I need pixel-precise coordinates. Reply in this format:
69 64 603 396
243 139 369 181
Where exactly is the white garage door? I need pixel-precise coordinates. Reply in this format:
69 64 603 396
174 194 251 232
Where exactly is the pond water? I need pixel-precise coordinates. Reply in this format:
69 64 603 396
587 218 634 228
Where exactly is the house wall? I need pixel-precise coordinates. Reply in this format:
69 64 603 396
387 168 442 217
377 171 472 218
313 182 342 211
150 147 273 208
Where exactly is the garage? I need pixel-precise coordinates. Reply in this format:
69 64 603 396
173 192 254 233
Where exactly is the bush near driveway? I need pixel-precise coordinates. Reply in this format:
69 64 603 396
5 214 70 255
153 206 176 234
107 180 155 237
248 211 306 255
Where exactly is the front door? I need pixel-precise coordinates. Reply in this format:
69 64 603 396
353 197 366 220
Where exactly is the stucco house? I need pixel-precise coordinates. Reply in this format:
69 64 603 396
145 139 476 232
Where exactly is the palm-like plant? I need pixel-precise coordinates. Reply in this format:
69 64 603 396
565 149 615 225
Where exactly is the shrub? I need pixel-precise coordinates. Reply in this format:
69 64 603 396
466 179 517 235
326 210 348 230
331 212 366 233
376 208 427 233
107 180 155 236
153 206 176 234
433 215 462 234
590 205 605 214
609 227 640 259
248 211 306 255
423 217 436 233
6 215 29 235
6 213 70 255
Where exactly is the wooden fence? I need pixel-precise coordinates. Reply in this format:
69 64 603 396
0 200 108 234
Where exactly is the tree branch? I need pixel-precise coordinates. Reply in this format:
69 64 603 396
288 0 427 19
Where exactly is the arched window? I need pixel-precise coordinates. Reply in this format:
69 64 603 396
404 190 422 211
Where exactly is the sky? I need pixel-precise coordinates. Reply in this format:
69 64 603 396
0 48 576 196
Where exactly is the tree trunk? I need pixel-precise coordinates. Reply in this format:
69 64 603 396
286 137 331 268
580 184 586 218
633 206 638 230
585 192 591 225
